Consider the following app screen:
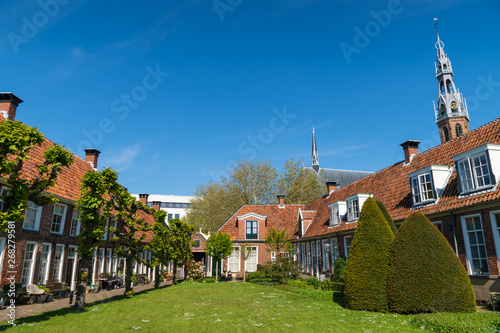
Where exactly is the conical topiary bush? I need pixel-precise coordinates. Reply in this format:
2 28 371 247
344 197 395 312
387 211 476 313
376 200 398 236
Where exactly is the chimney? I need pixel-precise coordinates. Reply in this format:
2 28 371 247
326 181 338 194
400 140 421 164
84 149 101 169
139 194 149 205
277 195 285 208
153 201 161 210
0 93 23 121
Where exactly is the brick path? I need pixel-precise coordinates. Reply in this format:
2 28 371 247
1 280 172 323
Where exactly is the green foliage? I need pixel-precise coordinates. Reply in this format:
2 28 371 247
248 279 274 286
245 271 266 281
333 257 346 283
276 157 326 204
387 211 476 314
375 199 398 236
411 312 500 333
205 232 233 280
306 276 321 289
344 197 394 312
264 228 292 257
258 255 301 283
38 285 50 294
186 259 206 281
296 289 335 299
0 119 73 232
286 279 309 289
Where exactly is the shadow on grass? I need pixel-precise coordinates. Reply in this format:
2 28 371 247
0 284 172 331
333 291 345 307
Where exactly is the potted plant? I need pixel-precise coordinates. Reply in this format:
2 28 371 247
37 285 51 303
60 285 71 298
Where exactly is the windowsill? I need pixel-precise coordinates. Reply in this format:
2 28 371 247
459 185 495 198
50 232 64 236
22 228 40 233
328 224 341 228
347 218 359 223
411 199 437 209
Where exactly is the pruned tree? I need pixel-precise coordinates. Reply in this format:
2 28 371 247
344 197 394 312
75 168 118 311
168 218 195 285
0 119 73 232
375 199 398 236
237 243 253 282
205 232 233 281
264 228 292 261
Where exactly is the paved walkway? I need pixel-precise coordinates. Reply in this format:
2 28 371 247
1 280 172 323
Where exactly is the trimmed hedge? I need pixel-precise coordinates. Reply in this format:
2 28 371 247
387 212 476 313
344 197 394 312
333 257 346 283
376 199 398 236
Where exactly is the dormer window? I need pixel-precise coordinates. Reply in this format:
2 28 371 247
454 144 500 195
408 165 452 207
345 194 372 222
410 173 434 204
246 220 258 239
328 201 346 227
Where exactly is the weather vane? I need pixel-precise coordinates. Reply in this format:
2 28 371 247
434 18 439 35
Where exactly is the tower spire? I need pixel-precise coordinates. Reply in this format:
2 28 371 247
432 20 469 144
312 122 319 171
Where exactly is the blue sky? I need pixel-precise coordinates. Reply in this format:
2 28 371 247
1 0 499 196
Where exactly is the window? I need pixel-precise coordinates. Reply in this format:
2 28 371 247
344 236 352 259
109 219 117 239
347 198 359 221
0 186 9 212
322 240 330 272
443 126 449 142
461 215 489 274
457 154 492 193
456 124 463 137
21 242 37 285
228 246 240 272
107 249 113 274
246 220 258 239
175 203 181 208
23 201 42 230
306 243 311 273
167 214 172 221
301 243 306 271
491 211 500 268
168 203 174 208
98 248 105 275
271 252 276 262
51 203 67 234
194 240 200 248
175 214 180 219
102 218 110 241
411 173 434 204
70 210 80 236
0 238 6 278
52 244 65 282
433 221 443 234
331 238 339 261
330 205 339 226
245 246 258 272
37 243 51 284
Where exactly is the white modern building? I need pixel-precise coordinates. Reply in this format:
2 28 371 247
132 194 195 222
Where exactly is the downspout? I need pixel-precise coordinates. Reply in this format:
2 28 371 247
450 212 459 257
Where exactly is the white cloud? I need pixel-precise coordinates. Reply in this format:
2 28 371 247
101 143 142 172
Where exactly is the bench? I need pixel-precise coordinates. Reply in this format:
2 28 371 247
1 284 28 306
44 282 70 299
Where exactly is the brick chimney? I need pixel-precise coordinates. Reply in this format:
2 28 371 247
139 194 149 205
84 149 101 169
153 201 161 210
277 195 285 208
326 181 338 193
400 140 421 164
0 93 23 121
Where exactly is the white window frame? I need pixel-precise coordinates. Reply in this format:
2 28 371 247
301 243 306 271
107 248 113 274
50 203 67 234
52 244 65 282
228 246 240 272
37 243 52 284
490 210 500 270
99 248 106 275
306 242 311 273
67 246 78 291
102 218 110 241
23 201 42 231
245 220 258 240
70 209 81 236
344 235 352 259
454 146 496 194
244 246 258 272
322 239 329 272
21 241 38 286
328 201 346 227
347 198 359 221
316 241 321 274
461 214 489 275
410 172 435 205
0 186 10 212
0 237 6 280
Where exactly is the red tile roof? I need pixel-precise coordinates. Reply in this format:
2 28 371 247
300 118 500 240
219 204 304 240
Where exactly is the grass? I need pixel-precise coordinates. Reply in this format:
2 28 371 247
0 282 496 332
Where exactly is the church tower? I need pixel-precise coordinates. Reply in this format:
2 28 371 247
433 21 470 144
312 123 319 172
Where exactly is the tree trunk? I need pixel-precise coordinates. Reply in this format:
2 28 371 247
172 261 177 285
74 257 91 312
215 260 219 281
243 270 246 283
154 266 160 289
124 255 133 296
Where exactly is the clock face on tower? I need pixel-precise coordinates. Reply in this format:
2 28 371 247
451 101 458 110
440 104 446 114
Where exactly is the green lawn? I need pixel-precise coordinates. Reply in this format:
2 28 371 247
1 282 425 332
